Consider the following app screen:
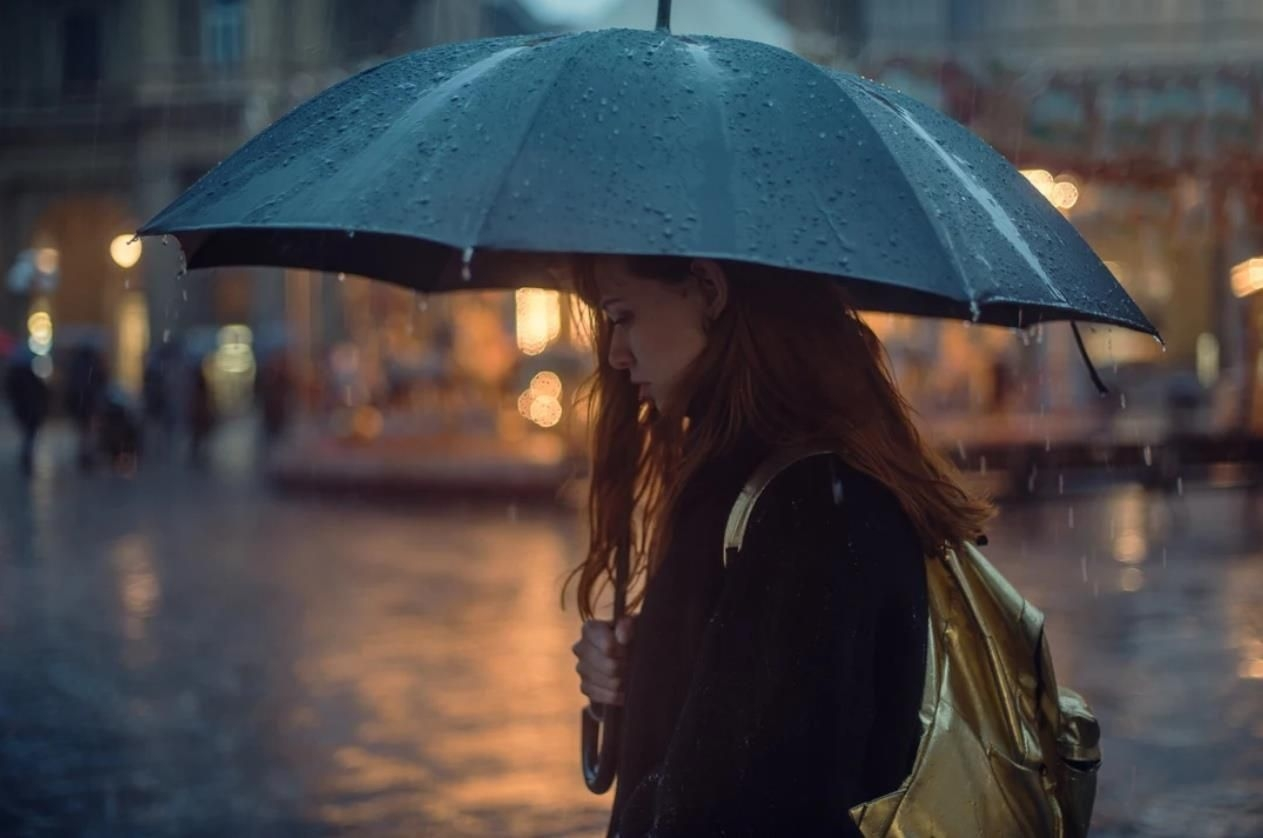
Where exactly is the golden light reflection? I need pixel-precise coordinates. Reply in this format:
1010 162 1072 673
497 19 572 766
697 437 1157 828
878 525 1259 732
515 288 562 356
1231 257 1263 298
110 534 161 667
528 395 563 428
1238 659 1263 680
530 371 562 400
288 517 604 827
1109 486 1148 565
1021 170 1080 210
1119 566 1144 593
27 310 53 356
34 247 59 274
110 234 142 269
517 371 565 428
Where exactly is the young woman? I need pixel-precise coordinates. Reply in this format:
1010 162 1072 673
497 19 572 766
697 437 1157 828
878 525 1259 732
566 254 993 837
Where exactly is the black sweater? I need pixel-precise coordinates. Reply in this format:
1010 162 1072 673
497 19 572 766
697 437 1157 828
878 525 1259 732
608 447 928 837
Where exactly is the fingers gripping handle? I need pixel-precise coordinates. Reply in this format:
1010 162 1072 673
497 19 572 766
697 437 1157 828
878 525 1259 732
581 535 630 793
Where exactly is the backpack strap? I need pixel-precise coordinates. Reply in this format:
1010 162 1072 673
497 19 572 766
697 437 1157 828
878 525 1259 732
723 448 841 568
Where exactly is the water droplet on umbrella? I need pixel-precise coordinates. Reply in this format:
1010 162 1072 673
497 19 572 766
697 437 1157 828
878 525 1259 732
347 230 356 238
126 234 140 245
161 235 169 246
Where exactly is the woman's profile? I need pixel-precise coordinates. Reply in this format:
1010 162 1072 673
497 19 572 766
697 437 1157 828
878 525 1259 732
565 254 995 837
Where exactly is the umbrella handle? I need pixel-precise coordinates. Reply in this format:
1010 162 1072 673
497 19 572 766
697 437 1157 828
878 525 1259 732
582 702 621 792
581 534 631 794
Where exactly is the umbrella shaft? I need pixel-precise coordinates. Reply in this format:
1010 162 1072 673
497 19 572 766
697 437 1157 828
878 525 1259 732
657 0 672 32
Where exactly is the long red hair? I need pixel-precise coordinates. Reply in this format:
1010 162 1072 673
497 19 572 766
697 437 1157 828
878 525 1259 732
563 255 993 620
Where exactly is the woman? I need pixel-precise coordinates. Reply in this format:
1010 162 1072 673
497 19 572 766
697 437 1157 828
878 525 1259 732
567 254 993 837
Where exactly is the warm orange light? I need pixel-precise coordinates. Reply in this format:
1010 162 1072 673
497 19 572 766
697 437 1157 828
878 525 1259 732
110 235 143 268
516 288 562 356
34 247 59 274
1231 258 1263 298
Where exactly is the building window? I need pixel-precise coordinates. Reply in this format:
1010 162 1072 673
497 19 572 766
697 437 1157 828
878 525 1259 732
62 11 102 90
202 0 245 66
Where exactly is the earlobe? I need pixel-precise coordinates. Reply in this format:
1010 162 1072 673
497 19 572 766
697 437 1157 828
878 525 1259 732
691 259 729 318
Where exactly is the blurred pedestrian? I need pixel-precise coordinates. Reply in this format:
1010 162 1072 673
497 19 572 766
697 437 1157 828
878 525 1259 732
64 343 108 472
4 346 50 475
188 358 215 467
142 342 181 457
255 351 293 446
99 386 144 473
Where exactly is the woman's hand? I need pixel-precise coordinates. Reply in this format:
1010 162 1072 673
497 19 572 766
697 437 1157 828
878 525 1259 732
573 616 636 707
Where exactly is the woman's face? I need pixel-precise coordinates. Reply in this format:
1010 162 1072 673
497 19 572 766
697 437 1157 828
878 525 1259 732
591 256 724 412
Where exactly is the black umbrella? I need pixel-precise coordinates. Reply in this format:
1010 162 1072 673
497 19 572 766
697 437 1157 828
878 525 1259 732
139 0 1157 794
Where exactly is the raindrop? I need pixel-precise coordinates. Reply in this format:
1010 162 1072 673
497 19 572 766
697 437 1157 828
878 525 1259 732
416 292 429 311
1058 473 1065 495
507 502 519 522
1027 465 1038 493
979 456 987 475
461 246 475 282
1068 506 1075 529
1161 547 1168 566
956 440 966 460
1080 555 1088 582
182 289 188 302
1092 581 1099 599
969 300 981 322
162 329 171 343
337 273 346 283
1143 445 1152 466
123 279 130 289
1120 392 1127 409
1176 477 1183 496
347 230 356 238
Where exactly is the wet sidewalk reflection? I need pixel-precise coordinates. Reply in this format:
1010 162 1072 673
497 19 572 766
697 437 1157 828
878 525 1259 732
0 464 1260 836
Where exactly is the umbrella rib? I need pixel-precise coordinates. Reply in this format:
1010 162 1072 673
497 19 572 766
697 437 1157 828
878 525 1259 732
468 35 597 247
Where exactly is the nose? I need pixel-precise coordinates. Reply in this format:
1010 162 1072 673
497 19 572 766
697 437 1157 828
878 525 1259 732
607 328 634 372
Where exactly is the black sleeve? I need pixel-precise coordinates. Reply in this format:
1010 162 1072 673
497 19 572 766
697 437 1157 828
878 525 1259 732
645 456 917 837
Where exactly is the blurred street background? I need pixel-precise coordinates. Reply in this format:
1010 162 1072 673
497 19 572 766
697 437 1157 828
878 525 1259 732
1 0 1262 835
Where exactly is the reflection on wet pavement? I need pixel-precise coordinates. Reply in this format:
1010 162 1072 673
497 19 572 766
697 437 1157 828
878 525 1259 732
0 464 1260 836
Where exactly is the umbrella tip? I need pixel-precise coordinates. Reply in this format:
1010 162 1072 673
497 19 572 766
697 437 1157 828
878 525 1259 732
656 0 672 31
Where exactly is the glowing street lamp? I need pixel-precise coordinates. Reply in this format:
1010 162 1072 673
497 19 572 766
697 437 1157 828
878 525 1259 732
110 235 143 269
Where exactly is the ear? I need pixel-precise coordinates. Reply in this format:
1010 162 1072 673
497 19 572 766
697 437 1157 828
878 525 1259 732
690 259 729 319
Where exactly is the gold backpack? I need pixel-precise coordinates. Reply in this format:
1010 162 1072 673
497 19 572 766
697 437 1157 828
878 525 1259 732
724 450 1102 837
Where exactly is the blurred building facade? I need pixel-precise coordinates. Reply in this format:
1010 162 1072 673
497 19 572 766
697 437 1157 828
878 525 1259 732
2 0 1259 442
0 0 488 410
786 0 1263 431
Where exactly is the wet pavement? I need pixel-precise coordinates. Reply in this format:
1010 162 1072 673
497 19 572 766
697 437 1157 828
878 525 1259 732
1 423 1261 836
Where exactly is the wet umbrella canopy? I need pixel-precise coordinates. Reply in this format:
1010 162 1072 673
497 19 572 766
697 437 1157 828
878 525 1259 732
139 0 1158 799
140 10 1156 336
